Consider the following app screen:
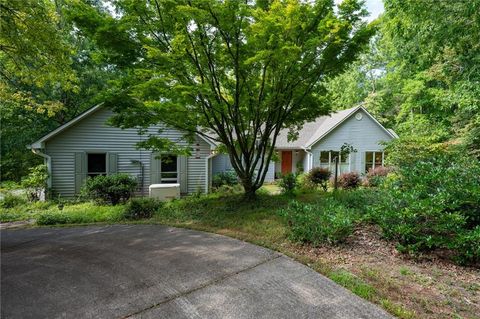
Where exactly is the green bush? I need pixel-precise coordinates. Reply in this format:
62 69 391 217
212 171 238 188
37 212 71 225
21 164 48 201
307 167 331 191
279 200 354 245
82 173 137 205
453 227 480 265
279 173 297 194
0 193 27 208
363 166 391 187
370 146 480 259
337 172 360 189
124 198 162 220
36 203 125 225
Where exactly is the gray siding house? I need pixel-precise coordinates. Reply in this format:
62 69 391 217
30 105 216 198
212 105 397 180
30 104 396 198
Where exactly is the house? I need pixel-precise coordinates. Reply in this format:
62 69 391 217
212 105 397 180
30 104 396 198
29 104 217 198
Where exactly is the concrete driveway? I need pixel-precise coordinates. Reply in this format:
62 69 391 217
1 225 392 319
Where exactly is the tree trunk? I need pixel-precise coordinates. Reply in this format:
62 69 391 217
241 176 258 201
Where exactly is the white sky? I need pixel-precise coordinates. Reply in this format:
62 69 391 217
335 0 385 22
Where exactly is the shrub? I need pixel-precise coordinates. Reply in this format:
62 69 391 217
21 164 49 201
0 193 27 208
124 198 162 220
82 174 137 205
279 200 354 245
370 147 480 258
307 167 331 191
37 212 71 225
279 173 297 194
363 166 391 187
212 171 238 188
454 227 480 265
337 172 360 189
36 203 125 225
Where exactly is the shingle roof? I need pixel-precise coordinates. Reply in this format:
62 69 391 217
275 106 360 149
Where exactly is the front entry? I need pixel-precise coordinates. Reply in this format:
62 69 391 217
281 151 292 174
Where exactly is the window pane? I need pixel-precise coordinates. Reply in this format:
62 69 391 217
365 152 374 163
88 153 106 173
161 155 177 172
340 153 349 163
320 152 329 164
375 152 383 166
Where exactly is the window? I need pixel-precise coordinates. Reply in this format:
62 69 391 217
365 151 385 172
319 151 349 172
87 153 106 178
161 155 178 183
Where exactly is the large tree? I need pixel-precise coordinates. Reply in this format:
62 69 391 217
71 0 374 198
0 0 119 180
327 0 480 157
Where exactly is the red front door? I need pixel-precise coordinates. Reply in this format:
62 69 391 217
281 151 292 174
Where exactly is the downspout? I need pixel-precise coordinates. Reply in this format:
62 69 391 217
31 148 52 188
205 152 218 193
303 147 313 172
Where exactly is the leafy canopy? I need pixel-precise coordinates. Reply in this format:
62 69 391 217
68 0 374 197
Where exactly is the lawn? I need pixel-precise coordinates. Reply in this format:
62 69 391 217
1 188 479 319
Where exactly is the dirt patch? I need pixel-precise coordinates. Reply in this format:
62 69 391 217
0 219 35 230
286 225 480 319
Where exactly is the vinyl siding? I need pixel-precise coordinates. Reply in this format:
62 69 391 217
310 109 393 174
45 107 211 197
211 154 275 182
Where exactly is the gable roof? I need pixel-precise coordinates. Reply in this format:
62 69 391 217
275 105 397 149
29 103 217 149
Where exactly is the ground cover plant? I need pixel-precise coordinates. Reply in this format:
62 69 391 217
1 184 479 318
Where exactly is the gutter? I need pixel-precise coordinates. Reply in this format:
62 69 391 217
31 148 52 188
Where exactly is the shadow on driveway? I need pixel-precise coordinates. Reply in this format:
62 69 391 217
1 225 392 318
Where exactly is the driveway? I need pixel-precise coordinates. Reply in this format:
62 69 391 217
1 225 392 319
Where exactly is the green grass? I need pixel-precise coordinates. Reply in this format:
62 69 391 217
1 188 469 319
328 270 377 301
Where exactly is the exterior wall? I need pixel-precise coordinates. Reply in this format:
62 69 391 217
45 107 211 198
211 154 275 182
310 109 393 174
274 150 306 176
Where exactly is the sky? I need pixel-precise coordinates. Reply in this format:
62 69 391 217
335 0 385 22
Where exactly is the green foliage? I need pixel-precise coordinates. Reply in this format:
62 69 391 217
307 168 331 191
0 0 119 181
454 227 480 265
36 203 125 225
363 166 391 187
337 172 361 189
71 0 373 197
0 193 27 208
82 174 137 205
329 270 376 301
212 171 239 188
21 165 49 201
279 173 297 194
370 144 480 259
124 198 162 220
279 200 354 245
